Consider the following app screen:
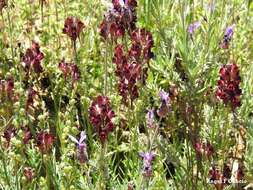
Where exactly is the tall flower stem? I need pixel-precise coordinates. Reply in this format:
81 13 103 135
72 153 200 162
73 40 77 63
40 0 44 24
104 41 108 96
0 141 11 188
99 143 108 190
148 118 162 151
54 0 59 22
6 8 14 60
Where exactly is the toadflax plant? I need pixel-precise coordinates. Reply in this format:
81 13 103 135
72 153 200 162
89 95 115 188
63 16 85 58
89 95 115 144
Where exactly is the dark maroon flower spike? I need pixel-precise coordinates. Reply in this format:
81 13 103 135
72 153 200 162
63 17 84 42
193 140 214 158
112 0 137 10
24 167 35 182
139 151 156 178
89 95 115 144
113 45 142 104
128 28 154 86
216 63 242 111
130 28 154 62
220 25 235 49
36 131 54 154
58 59 81 83
3 125 16 147
99 0 137 41
22 41 44 74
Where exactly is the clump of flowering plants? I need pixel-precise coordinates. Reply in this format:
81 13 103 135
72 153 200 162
0 1 253 190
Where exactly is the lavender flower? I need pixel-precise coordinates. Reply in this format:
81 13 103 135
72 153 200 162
146 108 155 128
224 25 235 41
159 90 169 103
188 21 201 34
220 24 235 49
139 151 156 178
69 131 88 163
157 90 171 118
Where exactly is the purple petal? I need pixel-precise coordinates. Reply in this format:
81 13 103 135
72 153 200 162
139 151 156 161
147 109 154 120
79 131 86 143
159 90 169 103
225 24 235 40
145 151 155 161
188 21 201 34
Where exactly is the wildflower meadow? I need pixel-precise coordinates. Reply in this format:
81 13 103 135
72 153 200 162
0 0 253 189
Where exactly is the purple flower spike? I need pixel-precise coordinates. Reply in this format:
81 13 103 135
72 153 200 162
224 25 235 41
220 24 235 49
157 90 171 118
139 151 155 161
69 131 88 163
159 90 169 104
188 21 201 34
139 151 156 178
146 109 155 128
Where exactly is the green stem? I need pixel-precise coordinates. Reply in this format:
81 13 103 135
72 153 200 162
148 118 162 151
0 148 11 187
104 41 108 96
6 8 14 60
73 40 77 63
99 143 108 190
41 0 44 24
54 0 59 22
